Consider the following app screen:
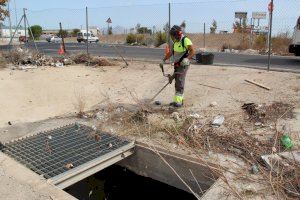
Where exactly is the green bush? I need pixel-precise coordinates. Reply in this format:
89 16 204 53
254 34 267 50
155 31 166 47
126 33 137 44
72 29 80 37
29 25 42 39
58 29 68 38
126 33 145 45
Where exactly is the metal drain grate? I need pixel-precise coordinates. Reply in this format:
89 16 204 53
1 123 131 179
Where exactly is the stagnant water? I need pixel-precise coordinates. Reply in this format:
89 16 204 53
65 165 197 200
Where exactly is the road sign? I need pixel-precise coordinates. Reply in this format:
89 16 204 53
106 17 112 23
252 12 267 20
235 12 247 19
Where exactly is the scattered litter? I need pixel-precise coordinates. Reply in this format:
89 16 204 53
199 83 223 90
7 121 12 125
115 106 125 113
94 134 101 141
210 101 218 107
55 62 64 68
228 146 243 155
75 122 80 130
281 135 293 150
63 58 72 65
272 147 277 153
188 112 201 119
245 79 271 90
92 125 97 131
108 143 113 148
171 112 181 121
250 164 259 174
65 163 74 169
154 100 161 105
212 115 224 127
47 135 52 140
255 122 262 126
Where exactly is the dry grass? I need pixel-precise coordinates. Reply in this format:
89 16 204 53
87 96 299 199
0 53 7 69
71 53 115 66
74 91 87 118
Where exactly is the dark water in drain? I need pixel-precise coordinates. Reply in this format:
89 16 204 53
65 165 197 200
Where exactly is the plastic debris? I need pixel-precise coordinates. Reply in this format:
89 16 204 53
210 101 218 107
65 163 74 169
47 135 52 140
55 62 64 67
212 115 225 127
154 100 161 105
281 135 293 150
251 164 259 174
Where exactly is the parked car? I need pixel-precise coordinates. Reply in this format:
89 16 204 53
47 36 62 43
289 16 300 56
77 30 99 43
19 36 28 43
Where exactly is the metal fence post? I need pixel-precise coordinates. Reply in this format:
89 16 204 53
23 8 27 43
168 2 171 47
204 23 206 49
86 6 89 57
267 0 274 71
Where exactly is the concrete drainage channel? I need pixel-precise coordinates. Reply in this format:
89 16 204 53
0 123 219 199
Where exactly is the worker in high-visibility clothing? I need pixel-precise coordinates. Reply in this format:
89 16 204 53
161 25 195 107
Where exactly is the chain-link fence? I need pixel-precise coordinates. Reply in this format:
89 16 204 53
1 0 299 70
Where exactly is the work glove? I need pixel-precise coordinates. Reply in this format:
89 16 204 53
181 58 190 66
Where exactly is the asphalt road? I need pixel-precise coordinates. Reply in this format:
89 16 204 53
1 42 299 72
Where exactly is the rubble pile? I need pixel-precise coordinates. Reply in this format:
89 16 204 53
71 53 115 67
3 47 54 67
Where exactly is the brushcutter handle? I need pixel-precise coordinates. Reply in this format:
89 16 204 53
159 63 165 74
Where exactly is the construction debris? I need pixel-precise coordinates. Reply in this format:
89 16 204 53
245 79 271 90
64 163 74 169
242 102 294 123
3 48 54 67
212 115 224 127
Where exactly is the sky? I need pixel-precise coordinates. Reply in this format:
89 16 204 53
4 0 300 34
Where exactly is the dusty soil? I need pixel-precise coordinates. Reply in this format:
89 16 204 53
0 61 299 199
0 62 299 127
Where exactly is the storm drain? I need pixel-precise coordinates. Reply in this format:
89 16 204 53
0 123 135 188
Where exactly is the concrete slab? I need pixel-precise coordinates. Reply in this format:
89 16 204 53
0 152 76 200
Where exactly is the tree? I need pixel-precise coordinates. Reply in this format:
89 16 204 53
0 0 9 21
58 29 68 38
29 25 42 39
72 28 80 37
210 20 217 34
137 27 152 34
233 21 242 33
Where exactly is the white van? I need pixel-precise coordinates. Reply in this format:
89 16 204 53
289 17 300 56
77 30 99 43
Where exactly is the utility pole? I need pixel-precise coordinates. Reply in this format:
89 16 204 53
168 2 171 47
86 6 89 56
8 2 12 42
23 8 27 43
267 0 274 71
59 22 66 53
14 0 18 27
204 23 206 49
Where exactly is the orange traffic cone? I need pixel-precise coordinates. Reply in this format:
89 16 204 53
58 44 65 55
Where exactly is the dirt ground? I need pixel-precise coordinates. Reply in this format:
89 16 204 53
0 61 300 199
0 61 299 128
